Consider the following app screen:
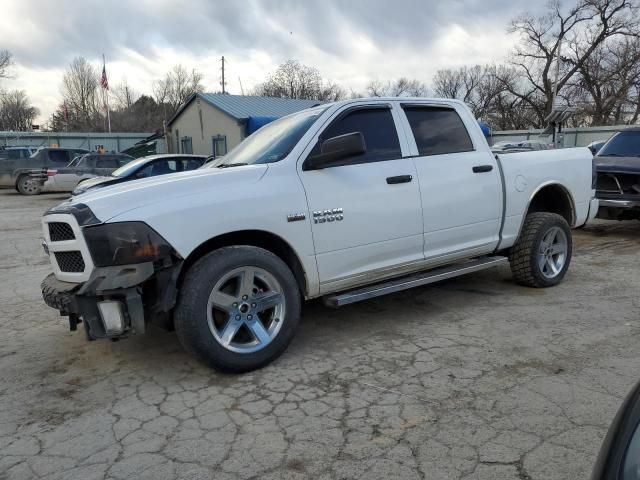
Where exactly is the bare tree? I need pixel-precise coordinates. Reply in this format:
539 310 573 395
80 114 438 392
60 56 101 130
112 79 140 111
0 90 39 131
0 50 13 79
366 77 427 97
253 60 346 101
153 65 204 116
506 0 640 126
568 36 640 125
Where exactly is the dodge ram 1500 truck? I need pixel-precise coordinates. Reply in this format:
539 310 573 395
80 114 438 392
40 98 598 372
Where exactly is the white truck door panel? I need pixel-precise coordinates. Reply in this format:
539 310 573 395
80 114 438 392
299 106 424 289
303 159 423 287
400 105 502 260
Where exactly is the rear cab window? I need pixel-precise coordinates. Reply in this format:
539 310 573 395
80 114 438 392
402 106 474 156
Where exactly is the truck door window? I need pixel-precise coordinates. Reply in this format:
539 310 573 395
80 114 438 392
403 106 474 156
311 107 401 165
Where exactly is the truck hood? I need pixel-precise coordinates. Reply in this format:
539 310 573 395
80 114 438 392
59 165 268 222
595 155 640 174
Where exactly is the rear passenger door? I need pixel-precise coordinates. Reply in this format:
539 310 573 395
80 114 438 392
399 104 502 262
299 104 424 292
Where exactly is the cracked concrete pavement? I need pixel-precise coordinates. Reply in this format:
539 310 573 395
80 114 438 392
1 189 639 479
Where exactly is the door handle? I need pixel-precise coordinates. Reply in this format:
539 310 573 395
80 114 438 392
472 165 493 173
386 175 413 184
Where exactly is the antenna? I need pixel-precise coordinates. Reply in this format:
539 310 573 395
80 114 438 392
220 56 227 94
238 76 244 96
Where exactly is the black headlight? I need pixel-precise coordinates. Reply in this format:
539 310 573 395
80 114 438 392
84 222 173 267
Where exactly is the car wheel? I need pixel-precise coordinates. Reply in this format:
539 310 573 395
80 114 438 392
16 175 42 195
509 212 572 288
174 246 301 373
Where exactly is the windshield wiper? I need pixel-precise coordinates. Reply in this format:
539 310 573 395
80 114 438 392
217 163 248 168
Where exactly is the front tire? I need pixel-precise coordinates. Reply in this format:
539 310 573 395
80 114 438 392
509 212 572 288
174 246 301 373
16 175 42 195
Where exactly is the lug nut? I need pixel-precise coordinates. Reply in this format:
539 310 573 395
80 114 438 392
233 302 238 307
251 303 256 308
235 315 241 320
242 295 248 300
247 314 253 320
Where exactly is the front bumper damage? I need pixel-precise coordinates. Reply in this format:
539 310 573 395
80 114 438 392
41 261 180 340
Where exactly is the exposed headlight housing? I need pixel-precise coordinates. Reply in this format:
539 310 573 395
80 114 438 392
84 221 173 267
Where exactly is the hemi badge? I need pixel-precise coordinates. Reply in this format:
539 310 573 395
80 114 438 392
287 213 306 222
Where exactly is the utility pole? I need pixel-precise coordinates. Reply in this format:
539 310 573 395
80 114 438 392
220 56 226 94
238 76 244 95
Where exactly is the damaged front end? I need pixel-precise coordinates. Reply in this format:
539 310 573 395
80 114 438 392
596 168 640 221
40 205 182 340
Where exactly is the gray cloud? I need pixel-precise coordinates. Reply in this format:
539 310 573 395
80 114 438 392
6 0 536 67
2 0 545 121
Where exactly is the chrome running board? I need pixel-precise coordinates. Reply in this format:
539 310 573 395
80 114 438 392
323 256 509 308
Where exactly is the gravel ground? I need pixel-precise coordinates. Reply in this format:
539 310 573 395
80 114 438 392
1 189 639 480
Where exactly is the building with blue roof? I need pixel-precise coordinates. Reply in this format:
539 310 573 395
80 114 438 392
166 93 321 156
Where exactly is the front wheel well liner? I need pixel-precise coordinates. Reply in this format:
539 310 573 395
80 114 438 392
177 230 308 297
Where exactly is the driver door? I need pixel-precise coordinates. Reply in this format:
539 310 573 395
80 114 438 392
299 105 424 293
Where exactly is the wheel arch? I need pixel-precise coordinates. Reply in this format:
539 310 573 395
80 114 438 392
177 230 309 297
525 182 576 227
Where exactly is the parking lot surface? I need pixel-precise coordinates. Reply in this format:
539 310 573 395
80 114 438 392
0 189 639 480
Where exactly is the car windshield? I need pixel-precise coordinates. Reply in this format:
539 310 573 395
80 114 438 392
111 157 150 177
210 106 326 168
598 131 640 157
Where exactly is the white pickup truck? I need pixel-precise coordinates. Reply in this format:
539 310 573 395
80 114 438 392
40 98 598 372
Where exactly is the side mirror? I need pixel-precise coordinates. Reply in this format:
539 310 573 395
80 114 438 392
304 132 366 171
592 380 640 479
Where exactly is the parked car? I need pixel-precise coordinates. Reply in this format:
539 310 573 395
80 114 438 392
40 153 134 193
0 146 38 159
40 98 597 372
0 147 90 195
595 128 640 221
492 139 552 153
592 379 640 479
71 154 208 196
587 140 607 156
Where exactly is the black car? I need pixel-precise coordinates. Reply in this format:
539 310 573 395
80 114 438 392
72 154 208 196
595 128 640 221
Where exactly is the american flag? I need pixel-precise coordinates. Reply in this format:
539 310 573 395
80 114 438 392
100 63 109 90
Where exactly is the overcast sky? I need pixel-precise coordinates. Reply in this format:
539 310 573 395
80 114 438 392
2 0 540 124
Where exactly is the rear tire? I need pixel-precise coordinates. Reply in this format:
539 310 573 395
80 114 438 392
174 246 301 373
509 212 572 288
16 175 42 195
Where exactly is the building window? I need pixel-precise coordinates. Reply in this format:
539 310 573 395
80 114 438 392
181 136 193 154
212 135 227 158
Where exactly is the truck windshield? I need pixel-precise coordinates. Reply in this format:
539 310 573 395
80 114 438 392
209 106 326 168
598 131 640 157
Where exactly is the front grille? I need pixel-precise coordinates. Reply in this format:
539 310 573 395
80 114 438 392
54 251 85 273
49 222 75 241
